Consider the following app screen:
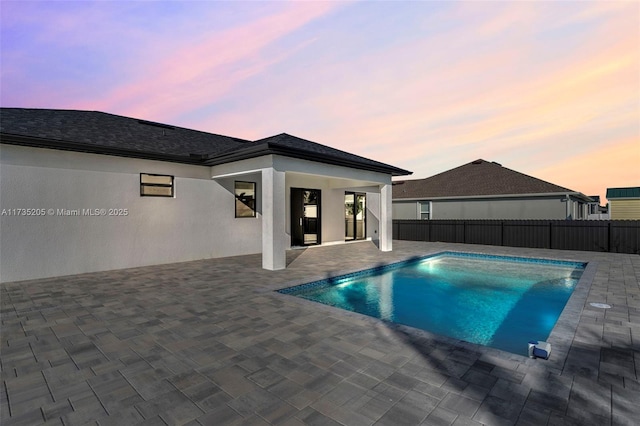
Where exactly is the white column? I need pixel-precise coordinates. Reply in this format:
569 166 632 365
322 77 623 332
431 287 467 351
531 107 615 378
379 183 393 251
262 168 286 270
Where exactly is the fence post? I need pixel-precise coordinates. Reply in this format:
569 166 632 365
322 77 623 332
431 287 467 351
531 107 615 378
607 221 611 253
463 221 466 244
549 221 553 249
501 221 504 246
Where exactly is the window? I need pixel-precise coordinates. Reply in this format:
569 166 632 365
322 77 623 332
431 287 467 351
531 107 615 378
235 181 256 217
420 201 430 220
140 173 174 197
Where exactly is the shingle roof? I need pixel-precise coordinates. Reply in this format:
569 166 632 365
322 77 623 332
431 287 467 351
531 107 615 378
0 108 249 160
0 108 411 176
393 159 589 200
205 133 408 175
606 187 640 199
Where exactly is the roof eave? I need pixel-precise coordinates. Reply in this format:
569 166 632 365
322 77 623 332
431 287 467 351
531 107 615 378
393 192 592 201
1 131 413 177
0 133 206 166
204 143 412 177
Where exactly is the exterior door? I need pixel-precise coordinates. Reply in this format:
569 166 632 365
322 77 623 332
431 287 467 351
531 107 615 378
345 192 366 241
291 188 321 246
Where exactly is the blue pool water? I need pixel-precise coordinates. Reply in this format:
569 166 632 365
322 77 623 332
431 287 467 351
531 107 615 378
278 252 586 356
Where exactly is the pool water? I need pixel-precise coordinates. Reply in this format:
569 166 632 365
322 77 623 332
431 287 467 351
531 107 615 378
278 252 586 356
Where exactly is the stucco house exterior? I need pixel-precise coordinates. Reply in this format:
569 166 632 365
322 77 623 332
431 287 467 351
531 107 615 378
0 108 411 282
607 187 640 219
393 159 592 220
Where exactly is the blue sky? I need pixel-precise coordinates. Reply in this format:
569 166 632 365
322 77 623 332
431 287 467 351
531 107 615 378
2 1 638 202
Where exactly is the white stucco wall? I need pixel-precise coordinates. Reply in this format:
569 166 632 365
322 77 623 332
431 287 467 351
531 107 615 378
393 197 578 220
212 155 392 249
393 201 420 220
364 191 381 243
432 197 570 219
2 146 396 281
0 145 261 282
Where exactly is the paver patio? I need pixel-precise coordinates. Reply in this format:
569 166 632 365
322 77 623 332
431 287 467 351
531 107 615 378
1 240 638 425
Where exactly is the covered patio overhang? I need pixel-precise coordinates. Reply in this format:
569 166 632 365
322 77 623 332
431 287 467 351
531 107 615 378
211 154 395 271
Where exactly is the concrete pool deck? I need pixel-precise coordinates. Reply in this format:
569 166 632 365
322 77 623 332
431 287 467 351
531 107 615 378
1 241 638 425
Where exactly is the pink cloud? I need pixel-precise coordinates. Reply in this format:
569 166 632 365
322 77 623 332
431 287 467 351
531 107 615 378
533 137 640 203
6 0 634 198
337 4 638 172
76 2 341 121
181 4 637 191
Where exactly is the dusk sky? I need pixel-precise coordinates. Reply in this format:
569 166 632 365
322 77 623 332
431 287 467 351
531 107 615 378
1 1 638 203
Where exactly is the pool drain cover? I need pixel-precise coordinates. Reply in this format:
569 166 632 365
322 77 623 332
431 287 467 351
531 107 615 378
589 302 611 309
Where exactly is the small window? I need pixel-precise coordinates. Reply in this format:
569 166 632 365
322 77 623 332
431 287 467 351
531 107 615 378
235 181 256 217
420 201 430 220
140 173 174 197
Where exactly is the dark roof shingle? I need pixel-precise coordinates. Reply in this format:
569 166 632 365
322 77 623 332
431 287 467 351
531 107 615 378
0 108 249 159
0 108 411 176
393 159 587 199
252 133 406 173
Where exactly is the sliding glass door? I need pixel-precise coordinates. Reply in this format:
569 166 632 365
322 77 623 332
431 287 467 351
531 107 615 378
345 192 366 241
291 188 321 246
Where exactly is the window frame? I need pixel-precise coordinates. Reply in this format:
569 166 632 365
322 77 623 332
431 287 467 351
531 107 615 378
140 173 174 197
419 201 430 220
235 181 257 218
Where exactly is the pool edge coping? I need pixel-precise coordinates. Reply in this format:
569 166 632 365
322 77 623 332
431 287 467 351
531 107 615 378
271 249 592 369
275 250 587 294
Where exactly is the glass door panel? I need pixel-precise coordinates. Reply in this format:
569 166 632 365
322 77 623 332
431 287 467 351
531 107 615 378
345 192 365 241
303 190 319 245
355 194 366 240
292 188 321 246
345 193 355 241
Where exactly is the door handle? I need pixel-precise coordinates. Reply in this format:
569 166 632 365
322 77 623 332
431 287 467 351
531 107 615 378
300 218 303 227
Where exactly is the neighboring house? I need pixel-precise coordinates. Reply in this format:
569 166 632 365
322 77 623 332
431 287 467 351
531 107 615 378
587 195 610 220
587 195 602 215
393 159 592 220
606 187 640 219
0 108 411 282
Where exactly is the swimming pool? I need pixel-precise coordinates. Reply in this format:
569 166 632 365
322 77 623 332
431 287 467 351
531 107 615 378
278 252 587 356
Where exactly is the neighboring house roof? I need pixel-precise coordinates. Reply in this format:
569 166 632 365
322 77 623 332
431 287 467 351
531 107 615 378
606 187 640 199
0 108 411 176
393 159 591 201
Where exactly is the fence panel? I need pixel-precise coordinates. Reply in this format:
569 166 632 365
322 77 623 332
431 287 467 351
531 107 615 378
395 220 429 241
392 219 640 254
551 220 609 252
430 220 464 243
610 221 640 254
465 220 502 246
503 220 549 248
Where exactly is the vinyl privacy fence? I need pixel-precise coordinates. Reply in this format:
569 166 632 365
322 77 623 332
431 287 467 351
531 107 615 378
393 220 640 254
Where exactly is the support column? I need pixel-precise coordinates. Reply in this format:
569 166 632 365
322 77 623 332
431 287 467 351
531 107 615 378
262 168 286 270
379 183 393 252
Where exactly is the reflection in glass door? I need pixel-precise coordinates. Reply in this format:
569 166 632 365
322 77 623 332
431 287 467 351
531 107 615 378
291 188 321 246
345 192 366 241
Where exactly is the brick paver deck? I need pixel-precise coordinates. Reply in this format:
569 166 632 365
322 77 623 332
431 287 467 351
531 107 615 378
1 241 638 425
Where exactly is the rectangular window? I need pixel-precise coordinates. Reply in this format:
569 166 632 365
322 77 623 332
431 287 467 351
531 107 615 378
140 173 174 197
235 181 256 218
420 201 430 220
